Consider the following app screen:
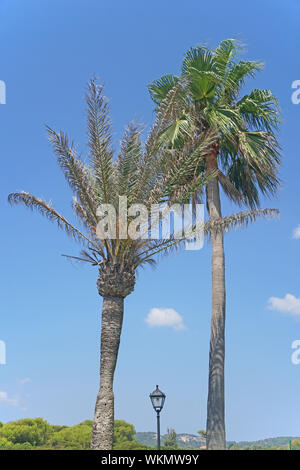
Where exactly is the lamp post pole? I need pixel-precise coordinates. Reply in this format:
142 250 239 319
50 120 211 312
157 410 161 450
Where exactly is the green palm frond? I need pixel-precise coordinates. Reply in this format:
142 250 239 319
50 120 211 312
220 129 281 207
213 39 242 78
185 68 219 100
148 74 180 105
181 46 214 75
236 89 280 131
158 117 192 146
203 103 243 133
146 79 187 154
217 169 244 205
237 131 281 167
224 60 263 97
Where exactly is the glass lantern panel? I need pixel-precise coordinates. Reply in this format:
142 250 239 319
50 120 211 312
153 396 162 408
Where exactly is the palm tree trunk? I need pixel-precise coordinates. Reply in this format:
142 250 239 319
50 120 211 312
205 150 226 450
91 295 124 450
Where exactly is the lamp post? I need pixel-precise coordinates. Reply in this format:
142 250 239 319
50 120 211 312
149 385 166 450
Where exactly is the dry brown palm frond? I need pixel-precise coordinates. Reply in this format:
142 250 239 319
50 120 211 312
8 191 98 249
47 126 99 223
86 79 115 204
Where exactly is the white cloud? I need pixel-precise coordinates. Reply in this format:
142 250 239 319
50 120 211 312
145 307 186 330
292 225 300 239
0 391 19 407
19 378 30 385
268 294 300 317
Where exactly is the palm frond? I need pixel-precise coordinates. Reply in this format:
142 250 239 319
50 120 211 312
236 89 280 132
47 126 99 223
204 103 243 133
148 74 180 105
217 169 244 205
225 60 263 97
116 123 143 204
213 39 242 78
181 46 214 75
136 207 279 266
8 191 98 249
204 208 279 234
86 79 115 204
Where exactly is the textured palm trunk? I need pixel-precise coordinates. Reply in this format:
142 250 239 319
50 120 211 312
91 295 124 450
205 149 226 450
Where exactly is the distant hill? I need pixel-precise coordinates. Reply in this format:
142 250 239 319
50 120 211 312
135 432 205 449
136 432 300 449
228 436 300 449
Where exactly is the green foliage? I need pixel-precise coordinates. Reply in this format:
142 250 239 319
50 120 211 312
11 442 33 450
0 418 152 450
113 440 150 450
0 418 50 446
291 439 300 450
50 422 92 449
0 418 299 450
0 437 14 449
148 38 281 210
164 428 178 448
197 429 207 439
228 443 240 450
113 420 136 446
233 436 300 449
48 424 68 433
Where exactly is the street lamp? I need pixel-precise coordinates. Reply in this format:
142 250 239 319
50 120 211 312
149 385 166 450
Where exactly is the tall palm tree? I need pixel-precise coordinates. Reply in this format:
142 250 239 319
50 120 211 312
148 39 281 449
8 79 222 450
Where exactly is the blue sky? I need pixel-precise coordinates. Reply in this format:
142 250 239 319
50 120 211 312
1 0 300 442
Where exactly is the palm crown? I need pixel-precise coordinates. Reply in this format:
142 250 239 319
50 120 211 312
148 39 281 208
8 80 218 296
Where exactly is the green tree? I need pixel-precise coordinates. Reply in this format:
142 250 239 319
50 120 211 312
148 39 281 449
113 420 136 446
0 437 14 449
164 428 178 448
113 440 150 450
197 429 207 439
50 422 92 449
0 418 50 446
197 429 207 448
228 442 240 450
8 80 215 450
291 439 300 450
113 421 150 450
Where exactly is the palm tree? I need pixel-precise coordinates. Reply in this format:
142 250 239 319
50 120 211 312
8 79 221 450
148 39 281 449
